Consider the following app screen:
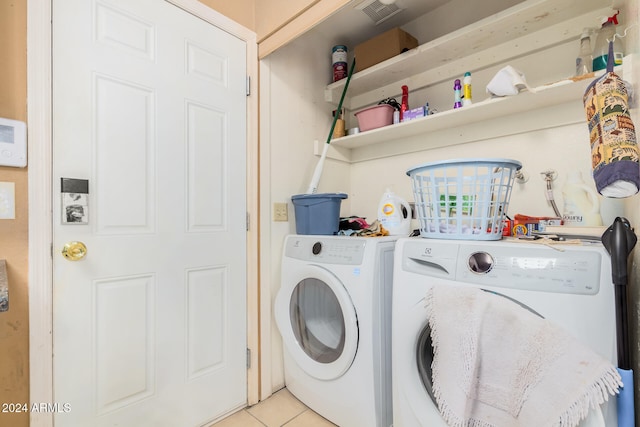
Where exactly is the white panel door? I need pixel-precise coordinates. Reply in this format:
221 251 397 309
52 1 247 426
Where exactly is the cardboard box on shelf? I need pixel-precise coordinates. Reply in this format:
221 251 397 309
354 28 418 72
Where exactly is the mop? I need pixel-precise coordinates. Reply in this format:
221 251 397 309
306 58 356 194
601 217 637 427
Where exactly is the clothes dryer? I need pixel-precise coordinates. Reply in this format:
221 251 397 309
392 237 618 427
275 235 397 427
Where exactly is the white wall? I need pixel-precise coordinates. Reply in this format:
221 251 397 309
350 122 625 228
402 0 523 44
260 35 352 391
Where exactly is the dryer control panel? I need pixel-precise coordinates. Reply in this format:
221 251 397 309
285 236 367 265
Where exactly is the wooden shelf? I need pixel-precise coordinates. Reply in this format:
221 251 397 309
320 74 602 163
324 0 611 111
314 0 636 163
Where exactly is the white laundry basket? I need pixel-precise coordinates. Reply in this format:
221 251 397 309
407 158 522 240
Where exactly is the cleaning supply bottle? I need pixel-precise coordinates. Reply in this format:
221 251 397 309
575 29 593 76
378 189 411 235
462 72 472 106
592 12 623 72
453 79 462 109
400 85 409 122
562 171 603 226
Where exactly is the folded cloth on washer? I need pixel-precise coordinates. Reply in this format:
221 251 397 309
426 286 621 427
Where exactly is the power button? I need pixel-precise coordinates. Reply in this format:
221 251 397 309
312 242 322 255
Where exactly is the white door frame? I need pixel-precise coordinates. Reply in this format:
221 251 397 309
27 1 260 425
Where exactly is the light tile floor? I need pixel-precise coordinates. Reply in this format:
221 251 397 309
209 388 337 427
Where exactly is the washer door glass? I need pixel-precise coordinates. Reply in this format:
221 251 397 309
416 325 436 402
290 277 345 363
275 265 358 380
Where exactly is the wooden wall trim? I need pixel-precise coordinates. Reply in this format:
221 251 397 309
27 0 54 425
258 0 349 59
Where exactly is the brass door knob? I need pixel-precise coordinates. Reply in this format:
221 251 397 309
62 241 88 261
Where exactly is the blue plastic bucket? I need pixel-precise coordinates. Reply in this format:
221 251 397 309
291 193 348 235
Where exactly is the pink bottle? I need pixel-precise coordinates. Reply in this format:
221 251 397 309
400 85 409 121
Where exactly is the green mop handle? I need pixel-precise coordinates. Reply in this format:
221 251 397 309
305 58 356 195
327 58 356 144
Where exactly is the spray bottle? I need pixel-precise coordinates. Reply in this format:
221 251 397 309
400 85 409 122
575 29 593 76
593 12 623 72
377 188 412 235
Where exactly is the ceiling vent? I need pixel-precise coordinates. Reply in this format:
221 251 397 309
354 0 403 25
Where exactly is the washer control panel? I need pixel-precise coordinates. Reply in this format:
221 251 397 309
460 246 602 295
402 239 604 295
285 236 367 265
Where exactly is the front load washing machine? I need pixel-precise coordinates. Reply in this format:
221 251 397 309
275 235 397 427
392 237 618 427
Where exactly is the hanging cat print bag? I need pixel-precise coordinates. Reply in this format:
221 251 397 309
584 41 640 197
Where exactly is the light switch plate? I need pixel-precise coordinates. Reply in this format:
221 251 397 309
0 182 16 219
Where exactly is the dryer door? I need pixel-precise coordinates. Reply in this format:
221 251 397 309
275 264 358 380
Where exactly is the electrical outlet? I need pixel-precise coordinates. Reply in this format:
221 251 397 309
273 202 288 222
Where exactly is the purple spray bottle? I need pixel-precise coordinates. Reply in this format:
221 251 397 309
453 79 462 109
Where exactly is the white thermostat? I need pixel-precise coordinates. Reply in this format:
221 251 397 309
0 117 27 168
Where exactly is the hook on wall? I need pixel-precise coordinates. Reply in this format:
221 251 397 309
599 9 638 43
